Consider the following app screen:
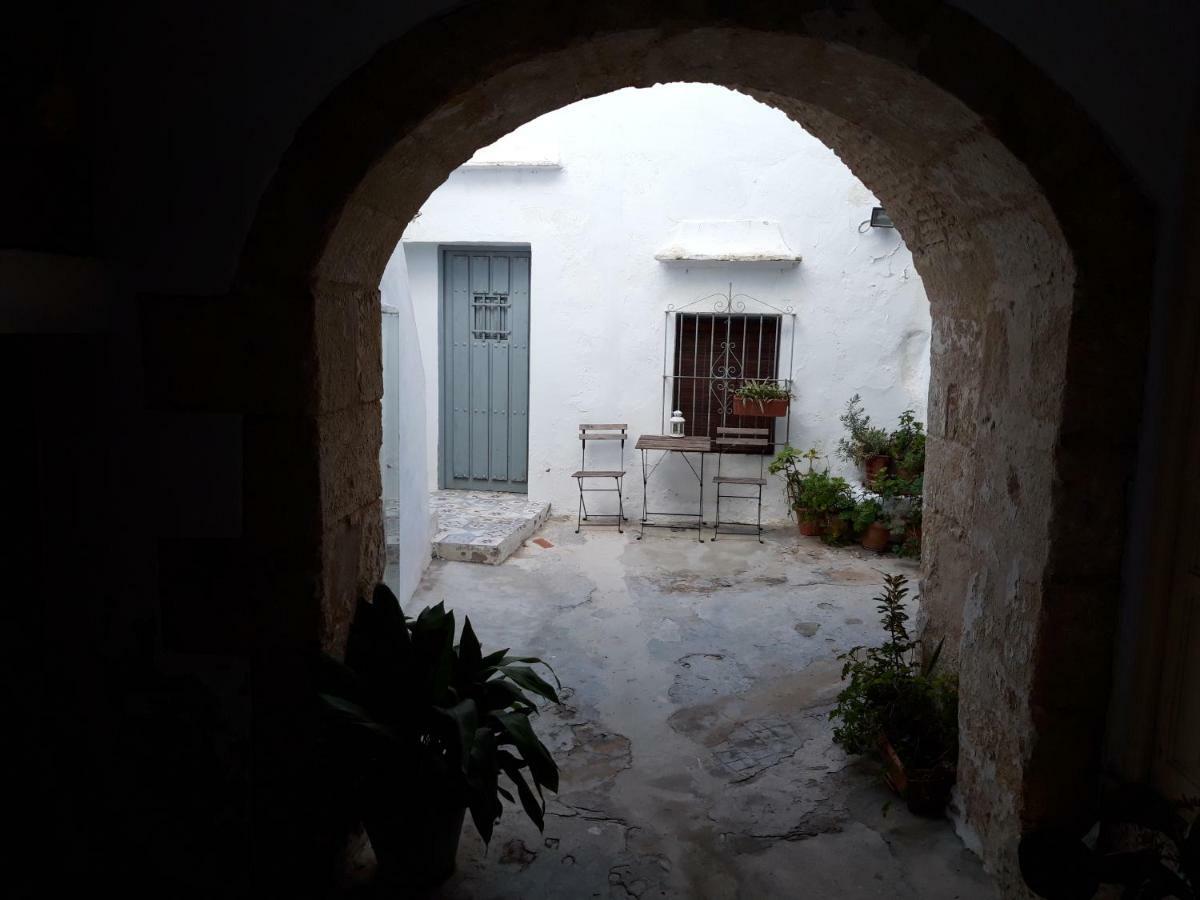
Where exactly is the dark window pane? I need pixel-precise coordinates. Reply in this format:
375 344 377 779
671 313 781 453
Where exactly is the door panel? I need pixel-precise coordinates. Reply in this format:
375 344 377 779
441 248 530 493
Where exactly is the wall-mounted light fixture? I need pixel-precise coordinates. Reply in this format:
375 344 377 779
858 206 896 232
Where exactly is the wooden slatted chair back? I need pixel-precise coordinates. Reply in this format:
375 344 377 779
714 426 771 448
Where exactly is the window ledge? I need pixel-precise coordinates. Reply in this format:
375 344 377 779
458 159 563 170
654 220 802 265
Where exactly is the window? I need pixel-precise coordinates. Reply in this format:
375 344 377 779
671 313 783 451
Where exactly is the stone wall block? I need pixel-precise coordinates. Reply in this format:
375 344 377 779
317 403 383 528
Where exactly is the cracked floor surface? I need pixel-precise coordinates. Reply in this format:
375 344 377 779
380 517 997 899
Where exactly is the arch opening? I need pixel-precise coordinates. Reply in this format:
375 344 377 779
236 8 1152 893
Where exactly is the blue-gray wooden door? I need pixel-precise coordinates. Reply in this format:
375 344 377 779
441 248 530 492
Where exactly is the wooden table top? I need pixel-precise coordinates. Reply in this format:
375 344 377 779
635 434 712 452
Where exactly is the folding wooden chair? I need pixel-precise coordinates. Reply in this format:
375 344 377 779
573 424 628 533
711 426 772 542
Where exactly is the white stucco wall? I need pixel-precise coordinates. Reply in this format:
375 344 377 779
390 83 931 523
379 247 434 603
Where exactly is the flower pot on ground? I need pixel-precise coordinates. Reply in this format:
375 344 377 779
837 394 891 485
795 507 822 537
901 762 956 817
852 498 889 552
791 470 855 544
823 512 852 543
830 574 958 817
876 734 954 816
864 453 892 486
363 788 467 886
731 380 792 418
318 585 562 889
861 521 890 552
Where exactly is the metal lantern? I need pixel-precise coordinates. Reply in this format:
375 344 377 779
669 410 686 437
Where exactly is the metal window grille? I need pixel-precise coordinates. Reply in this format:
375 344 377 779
662 287 796 453
471 293 510 342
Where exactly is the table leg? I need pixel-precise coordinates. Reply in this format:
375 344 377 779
697 451 705 542
637 448 648 540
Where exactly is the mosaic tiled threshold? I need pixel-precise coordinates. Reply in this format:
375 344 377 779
429 489 551 565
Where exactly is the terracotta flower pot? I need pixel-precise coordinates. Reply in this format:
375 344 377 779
864 454 892 486
823 514 850 543
732 396 789 417
861 521 890 552
876 734 954 817
795 507 822 536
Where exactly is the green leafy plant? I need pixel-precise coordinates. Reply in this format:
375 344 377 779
770 445 825 513
837 394 891 466
871 473 923 556
319 585 561 848
874 471 923 500
830 574 957 778
794 470 856 540
797 471 855 517
852 497 885 535
733 379 793 401
890 410 926 476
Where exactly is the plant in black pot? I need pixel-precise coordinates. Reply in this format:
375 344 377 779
319 584 561 889
830 574 958 816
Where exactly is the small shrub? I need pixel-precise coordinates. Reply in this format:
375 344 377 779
830 574 957 773
837 395 891 466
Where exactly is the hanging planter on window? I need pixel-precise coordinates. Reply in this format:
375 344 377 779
731 380 792 417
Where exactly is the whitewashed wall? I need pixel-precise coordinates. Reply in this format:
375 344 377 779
379 249 434 603
390 83 931 524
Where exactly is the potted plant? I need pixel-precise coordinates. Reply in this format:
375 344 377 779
870 472 923 553
792 471 827 536
319 585 561 889
853 498 890 552
769 445 825 535
837 394 892 485
799 470 856 543
830 574 958 816
732 379 792 417
889 410 926 480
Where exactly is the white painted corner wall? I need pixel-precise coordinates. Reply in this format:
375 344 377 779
383 83 931 524
379 248 434 604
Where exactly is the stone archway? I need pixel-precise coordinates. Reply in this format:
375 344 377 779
235 1 1151 891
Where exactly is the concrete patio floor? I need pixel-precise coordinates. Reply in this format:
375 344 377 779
379 517 996 899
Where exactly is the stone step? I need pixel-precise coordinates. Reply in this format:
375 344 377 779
428 490 551 565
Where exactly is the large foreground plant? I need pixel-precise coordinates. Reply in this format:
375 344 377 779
319 585 561 846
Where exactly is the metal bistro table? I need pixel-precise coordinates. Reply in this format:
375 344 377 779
634 434 712 542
